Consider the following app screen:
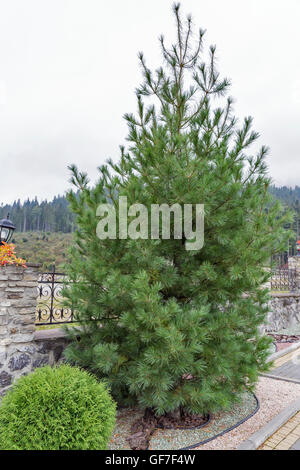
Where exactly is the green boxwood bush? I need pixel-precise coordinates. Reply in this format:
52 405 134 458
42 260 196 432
0 365 116 450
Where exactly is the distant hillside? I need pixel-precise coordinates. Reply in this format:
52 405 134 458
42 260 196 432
2 186 299 236
4 186 300 269
269 185 300 207
269 185 300 257
12 232 74 271
0 195 76 233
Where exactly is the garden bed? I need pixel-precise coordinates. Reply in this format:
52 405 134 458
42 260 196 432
108 392 258 450
268 332 300 352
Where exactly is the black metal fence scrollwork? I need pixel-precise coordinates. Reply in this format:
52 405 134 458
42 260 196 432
270 268 298 292
36 265 297 324
36 265 74 325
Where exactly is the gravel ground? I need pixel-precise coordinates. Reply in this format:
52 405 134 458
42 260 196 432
196 377 300 450
150 392 257 450
109 393 258 450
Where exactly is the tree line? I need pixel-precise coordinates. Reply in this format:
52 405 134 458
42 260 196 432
270 186 300 236
1 185 300 235
269 185 300 207
269 185 300 259
0 195 76 233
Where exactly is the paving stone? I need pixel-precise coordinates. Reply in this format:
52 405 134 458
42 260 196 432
276 443 291 450
263 411 300 451
289 433 300 440
271 360 300 380
283 422 297 429
268 438 282 446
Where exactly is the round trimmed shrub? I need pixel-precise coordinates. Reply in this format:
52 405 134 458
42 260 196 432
0 365 116 450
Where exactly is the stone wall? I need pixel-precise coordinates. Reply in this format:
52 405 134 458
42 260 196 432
0 264 70 395
33 328 69 369
0 264 39 394
264 256 300 332
265 293 300 332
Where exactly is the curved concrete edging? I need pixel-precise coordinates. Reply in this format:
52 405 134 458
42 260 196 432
267 340 300 363
180 394 260 450
238 397 300 450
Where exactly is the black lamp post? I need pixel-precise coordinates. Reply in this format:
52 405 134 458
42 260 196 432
0 214 16 244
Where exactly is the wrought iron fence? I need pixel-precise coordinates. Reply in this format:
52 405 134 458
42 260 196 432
270 268 298 292
35 264 298 324
36 265 74 325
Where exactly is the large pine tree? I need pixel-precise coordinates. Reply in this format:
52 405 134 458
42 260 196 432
65 4 289 416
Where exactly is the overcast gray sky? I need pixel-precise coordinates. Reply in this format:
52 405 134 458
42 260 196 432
0 0 299 204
